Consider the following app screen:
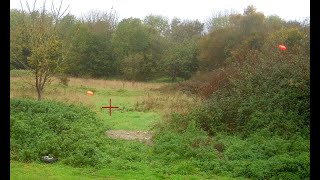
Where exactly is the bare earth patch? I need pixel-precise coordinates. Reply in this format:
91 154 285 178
105 130 153 145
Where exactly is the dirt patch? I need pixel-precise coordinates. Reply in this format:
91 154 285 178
105 130 153 145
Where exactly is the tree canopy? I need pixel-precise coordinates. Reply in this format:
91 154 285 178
11 5 309 84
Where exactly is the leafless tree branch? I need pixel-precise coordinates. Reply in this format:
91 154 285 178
25 0 31 13
32 0 37 12
19 0 24 12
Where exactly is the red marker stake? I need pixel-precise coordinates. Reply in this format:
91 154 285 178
101 98 119 116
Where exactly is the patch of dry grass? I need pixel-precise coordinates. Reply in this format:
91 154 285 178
10 76 96 107
68 77 165 90
10 73 202 118
134 91 202 119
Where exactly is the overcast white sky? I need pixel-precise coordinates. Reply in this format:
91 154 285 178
10 0 310 22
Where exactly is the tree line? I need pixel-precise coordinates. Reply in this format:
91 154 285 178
10 3 309 99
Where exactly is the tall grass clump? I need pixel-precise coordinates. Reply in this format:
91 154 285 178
10 98 109 167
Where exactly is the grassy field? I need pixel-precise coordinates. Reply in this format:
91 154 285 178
10 70 237 180
11 69 306 179
10 71 200 124
11 160 238 180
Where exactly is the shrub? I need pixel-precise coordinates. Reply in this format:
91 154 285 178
10 98 108 167
192 52 310 138
153 42 309 178
57 74 70 86
153 14 309 180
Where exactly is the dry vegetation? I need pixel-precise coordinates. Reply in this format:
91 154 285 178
10 71 202 118
134 91 202 119
68 77 166 90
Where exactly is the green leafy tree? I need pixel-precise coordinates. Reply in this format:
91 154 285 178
112 18 150 59
199 28 239 70
261 27 309 62
199 5 269 71
164 40 198 82
112 18 154 79
264 15 286 32
63 10 118 77
161 18 203 81
240 5 266 36
144 14 169 36
17 0 70 100
143 15 171 78
169 18 204 43
10 9 31 70
63 22 90 76
120 53 144 80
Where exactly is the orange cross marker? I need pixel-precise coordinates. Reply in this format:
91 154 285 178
101 99 119 116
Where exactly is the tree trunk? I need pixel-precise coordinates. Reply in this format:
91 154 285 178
172 75 176 82
171 68 177 82
37 88 42 101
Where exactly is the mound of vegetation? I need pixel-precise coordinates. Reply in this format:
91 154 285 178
153 25 310 179
196 58 309 138
153 59 309 179
154 122 309 179
10 98 109 167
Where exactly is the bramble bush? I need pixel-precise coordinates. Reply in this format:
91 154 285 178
10 98 109 167
153 113 309 178
153 25 309 179
194 52 309 138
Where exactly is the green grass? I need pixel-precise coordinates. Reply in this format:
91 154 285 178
11 160 238 180
101 111 160 130
9 72 239 179
90 89 161 130
10 98 230 179
11 161 99 180
10 72 270 180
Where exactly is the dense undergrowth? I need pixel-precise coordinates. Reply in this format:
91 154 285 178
10 3 310 179
10 48 310 180
10 99 110 167
10 26 310 179
153 36 310 179
10 98 226 179
10 56 310 179
153 118 309 179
